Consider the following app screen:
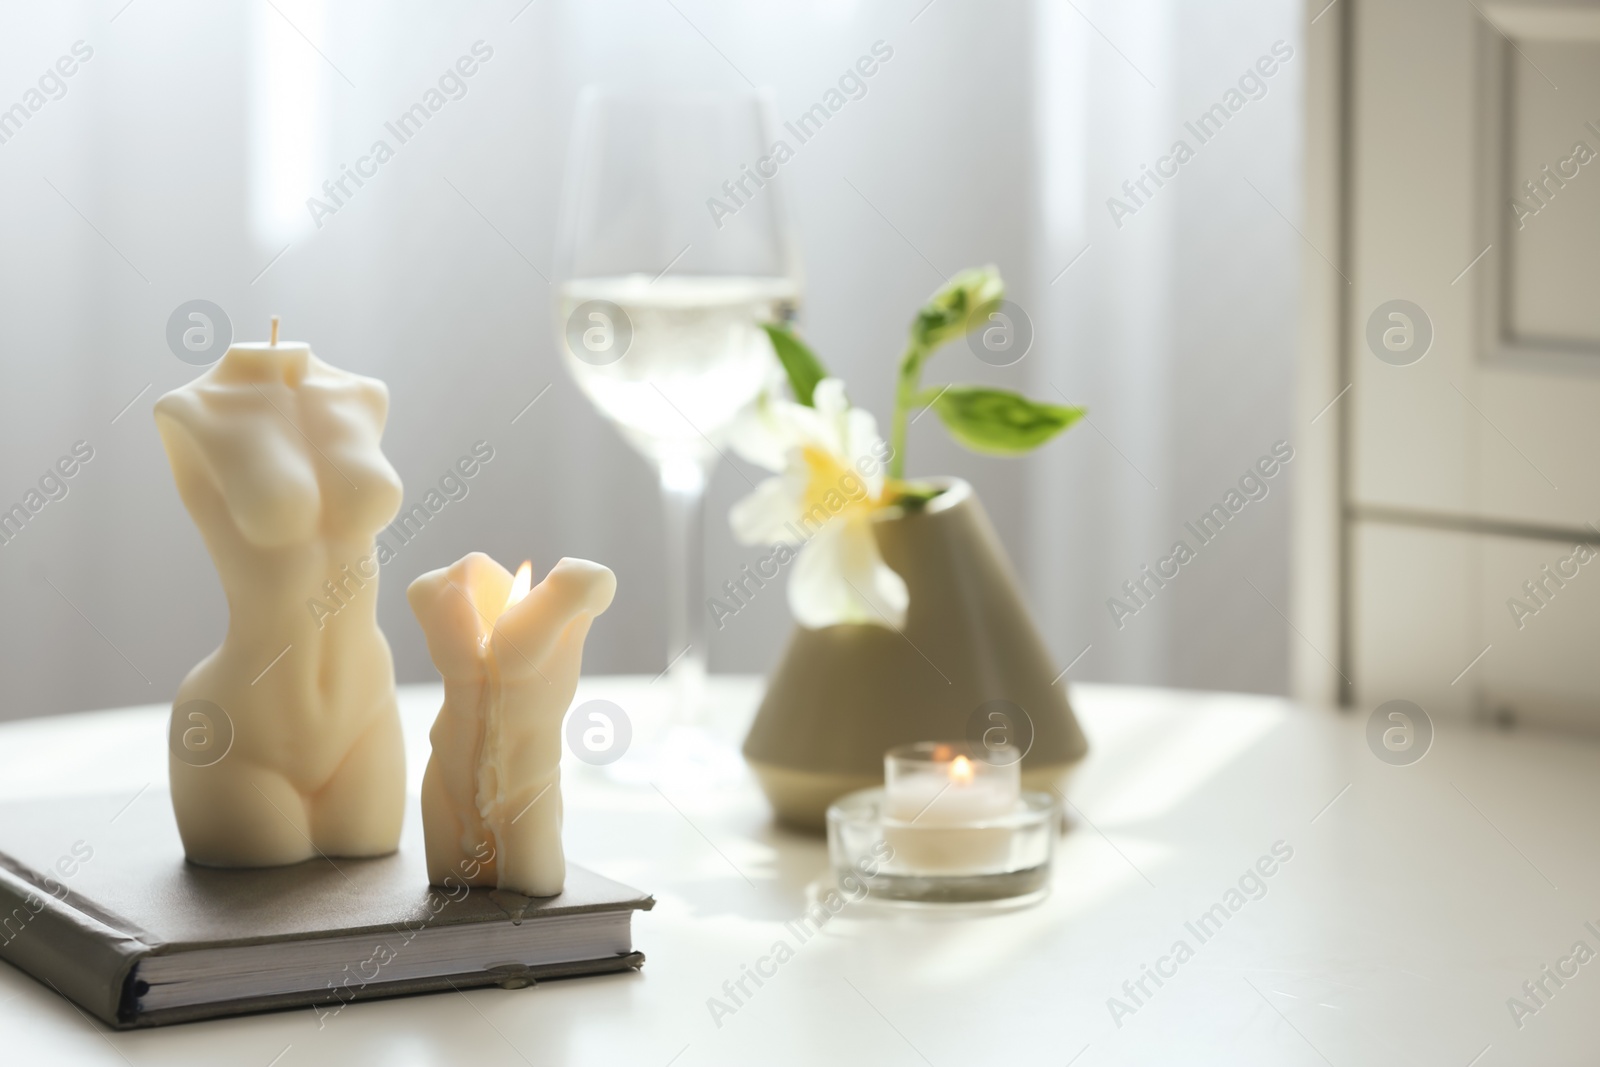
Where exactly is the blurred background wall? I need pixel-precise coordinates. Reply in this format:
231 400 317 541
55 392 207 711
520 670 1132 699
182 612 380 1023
0 0 1299 721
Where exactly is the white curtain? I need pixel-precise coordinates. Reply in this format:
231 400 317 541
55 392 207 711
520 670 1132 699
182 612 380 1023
0 0 1297 721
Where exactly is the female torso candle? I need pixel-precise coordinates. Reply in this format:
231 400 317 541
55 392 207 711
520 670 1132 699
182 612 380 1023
410 552 616 898
154 327 406 867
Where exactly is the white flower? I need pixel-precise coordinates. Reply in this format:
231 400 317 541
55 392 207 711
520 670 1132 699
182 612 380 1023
729 379 908 630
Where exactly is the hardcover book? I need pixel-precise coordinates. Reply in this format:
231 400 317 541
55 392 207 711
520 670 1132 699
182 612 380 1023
0 792 650 1029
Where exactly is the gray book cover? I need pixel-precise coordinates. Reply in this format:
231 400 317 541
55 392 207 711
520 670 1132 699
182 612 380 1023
0 792 651 1028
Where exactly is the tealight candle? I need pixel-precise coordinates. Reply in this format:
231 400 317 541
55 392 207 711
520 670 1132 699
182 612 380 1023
883 742 1021 873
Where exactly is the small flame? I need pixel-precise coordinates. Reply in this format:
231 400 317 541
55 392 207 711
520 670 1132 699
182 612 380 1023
949 755 974 784
506 561 533 610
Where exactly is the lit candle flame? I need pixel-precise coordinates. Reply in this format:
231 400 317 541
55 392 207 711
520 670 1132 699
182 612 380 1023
949 755 974 784
506 561 533 610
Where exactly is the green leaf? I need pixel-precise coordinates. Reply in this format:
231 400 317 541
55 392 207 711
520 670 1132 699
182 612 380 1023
930 386 1085 456
761 323 829 407
910 265 1005 352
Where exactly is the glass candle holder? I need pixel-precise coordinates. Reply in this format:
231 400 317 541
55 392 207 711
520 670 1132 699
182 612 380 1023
827 741 1057 907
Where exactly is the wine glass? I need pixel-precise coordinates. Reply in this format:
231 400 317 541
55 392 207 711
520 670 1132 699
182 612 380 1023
554 88 800 724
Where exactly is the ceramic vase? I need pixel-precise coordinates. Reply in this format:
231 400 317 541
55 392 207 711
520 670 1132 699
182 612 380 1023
743 478 1089 831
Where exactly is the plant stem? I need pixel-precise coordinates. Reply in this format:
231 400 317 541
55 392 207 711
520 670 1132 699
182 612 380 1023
889 341 925 481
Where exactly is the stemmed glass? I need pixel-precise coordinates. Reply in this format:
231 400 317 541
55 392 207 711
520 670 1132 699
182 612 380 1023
554 88 800 723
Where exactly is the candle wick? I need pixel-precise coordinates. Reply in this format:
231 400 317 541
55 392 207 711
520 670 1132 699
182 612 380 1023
270 315 280 346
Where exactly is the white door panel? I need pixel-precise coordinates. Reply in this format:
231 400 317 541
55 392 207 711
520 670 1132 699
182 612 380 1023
1351 0 1600 533
1348 0 1600 725
1354 521 1600 731
1353 522 1479 720
1504 40 1600 347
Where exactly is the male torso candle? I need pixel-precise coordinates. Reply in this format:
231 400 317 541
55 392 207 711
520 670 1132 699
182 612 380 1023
409 553 616 898
154 335 406 867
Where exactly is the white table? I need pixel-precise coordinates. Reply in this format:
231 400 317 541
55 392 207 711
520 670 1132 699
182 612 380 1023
1 678 1596 1065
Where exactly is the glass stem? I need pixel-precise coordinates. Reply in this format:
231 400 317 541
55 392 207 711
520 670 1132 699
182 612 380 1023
659 456 710 721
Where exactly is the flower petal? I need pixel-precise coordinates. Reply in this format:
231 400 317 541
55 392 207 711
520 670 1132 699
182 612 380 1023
844 406 888 497
726 397 793 473
811 378 850 422
728 391 832 472
788 516 908 630
729 475 804 545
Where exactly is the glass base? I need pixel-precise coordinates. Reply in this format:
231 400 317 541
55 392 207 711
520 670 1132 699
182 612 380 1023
827 787 1058 907
861 867 1051 907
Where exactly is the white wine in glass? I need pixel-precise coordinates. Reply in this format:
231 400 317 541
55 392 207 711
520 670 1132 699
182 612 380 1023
555 89 800 722
559 274 796 465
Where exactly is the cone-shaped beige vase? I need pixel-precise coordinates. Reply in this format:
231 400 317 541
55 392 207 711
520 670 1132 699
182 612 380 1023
744 478 1088 831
